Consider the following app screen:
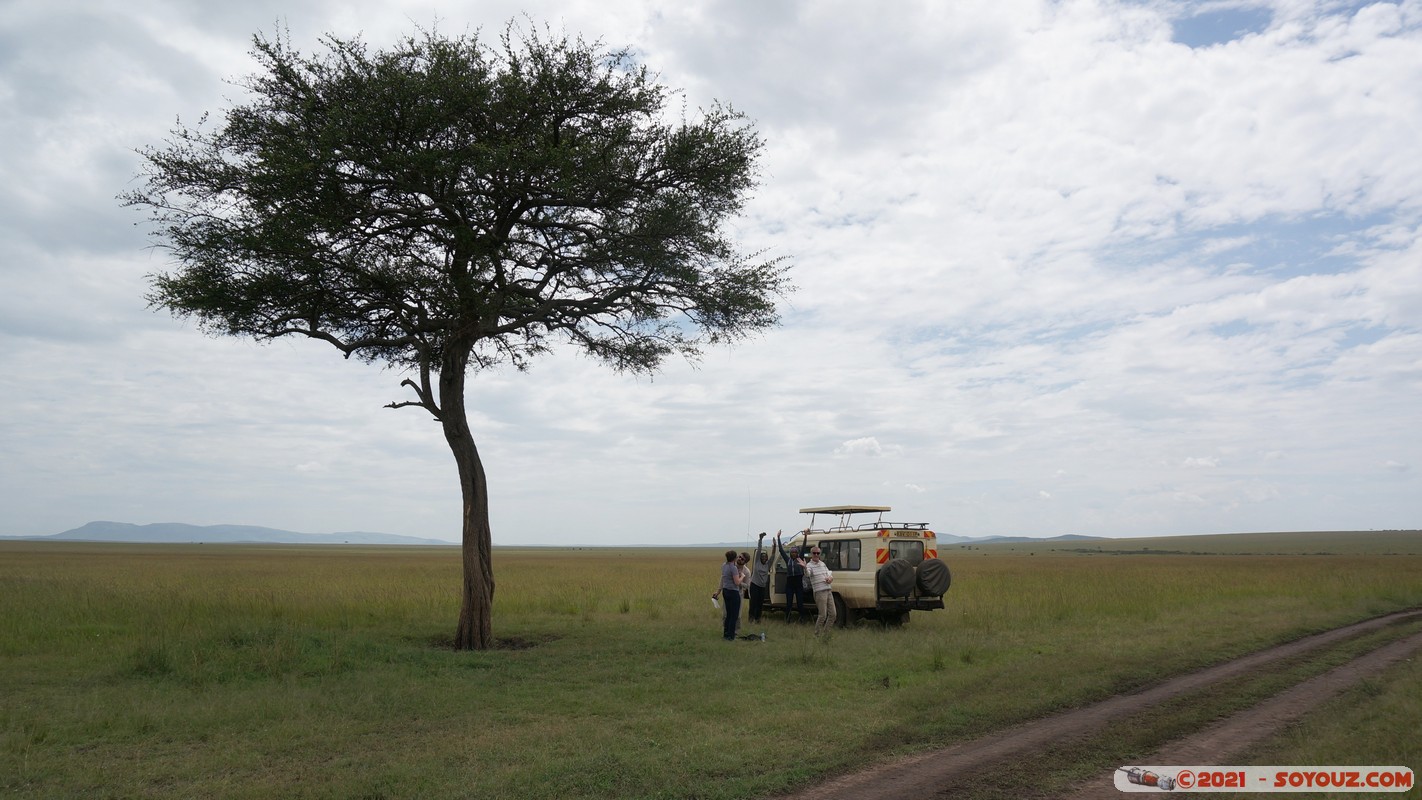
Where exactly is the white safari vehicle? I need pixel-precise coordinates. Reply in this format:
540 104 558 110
768 505 952 626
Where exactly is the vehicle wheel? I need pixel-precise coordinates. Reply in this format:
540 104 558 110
916 558 952 596
877 558 915 597
881 611 909 627
833 594 849 628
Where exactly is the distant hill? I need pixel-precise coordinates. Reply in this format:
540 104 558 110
42 521 454 546
963 533 1105 544
24 522 1108 548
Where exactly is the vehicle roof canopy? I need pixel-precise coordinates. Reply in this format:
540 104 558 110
798 505 892 515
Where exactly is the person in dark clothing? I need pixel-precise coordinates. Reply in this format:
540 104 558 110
712 549 743 641
775 530 807 622
748 532 770 622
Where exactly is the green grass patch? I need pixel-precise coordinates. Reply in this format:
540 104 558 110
2 536 1420 798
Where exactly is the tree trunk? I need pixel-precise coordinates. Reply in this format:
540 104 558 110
439 349 495 650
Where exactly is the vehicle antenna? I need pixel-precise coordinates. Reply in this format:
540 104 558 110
746 486 752 545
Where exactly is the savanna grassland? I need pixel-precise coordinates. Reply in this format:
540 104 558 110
2 533 1420 799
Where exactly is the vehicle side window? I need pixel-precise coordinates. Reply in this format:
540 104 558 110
888 540 924 565
819 540 860 571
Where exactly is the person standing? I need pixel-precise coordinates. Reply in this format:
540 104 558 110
713 549 743 642
775 531 807 622
736 552 751 636
748 533 771 623
804 545 836 635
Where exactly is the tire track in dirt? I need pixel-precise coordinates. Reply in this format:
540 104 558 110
1060 626 1422 799
776 609 1422 800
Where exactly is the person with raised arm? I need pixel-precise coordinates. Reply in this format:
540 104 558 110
775 530 806 623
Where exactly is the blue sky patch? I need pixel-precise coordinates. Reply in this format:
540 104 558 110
1172 7 1274 48
1199 211 1394 276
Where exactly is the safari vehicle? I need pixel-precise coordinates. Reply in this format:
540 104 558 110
767 505 952 626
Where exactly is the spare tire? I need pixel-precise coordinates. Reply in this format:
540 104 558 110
877 558 915 597
916 558 951 596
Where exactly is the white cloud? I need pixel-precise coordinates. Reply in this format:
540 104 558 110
1 0 1419 543
834 437 899 458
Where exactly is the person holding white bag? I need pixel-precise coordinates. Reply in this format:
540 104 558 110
711 550 743 641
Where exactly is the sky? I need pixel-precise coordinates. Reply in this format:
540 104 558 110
1 0 1419 545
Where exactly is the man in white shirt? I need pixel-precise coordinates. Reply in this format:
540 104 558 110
803 546 836 635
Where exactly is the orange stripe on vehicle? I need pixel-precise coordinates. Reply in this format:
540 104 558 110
925 549 937 559
876 548 888 564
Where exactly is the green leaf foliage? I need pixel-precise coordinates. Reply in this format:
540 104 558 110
126 23 789 380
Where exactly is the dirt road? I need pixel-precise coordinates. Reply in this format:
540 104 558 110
777 610 1422 800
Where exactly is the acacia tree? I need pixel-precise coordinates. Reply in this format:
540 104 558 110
126 25 788 650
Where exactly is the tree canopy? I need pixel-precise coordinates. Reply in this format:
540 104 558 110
126 24 789 649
